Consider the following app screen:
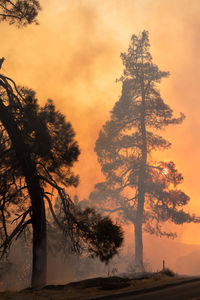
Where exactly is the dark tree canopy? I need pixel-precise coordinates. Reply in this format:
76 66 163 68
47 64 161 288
0 75 123 288
0 0 41 26
47 205 123 264
89 31 199 270
0 79 80 219
0 3 123 287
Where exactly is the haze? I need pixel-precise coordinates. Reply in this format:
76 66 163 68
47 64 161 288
1 0 200 276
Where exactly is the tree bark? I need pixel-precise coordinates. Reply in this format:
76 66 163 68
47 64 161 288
135 165 145 272
135 163 146 271
0 100 47 288
134 221 144 272
134 69 147 271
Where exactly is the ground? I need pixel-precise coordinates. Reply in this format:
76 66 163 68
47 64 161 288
0 272 195 300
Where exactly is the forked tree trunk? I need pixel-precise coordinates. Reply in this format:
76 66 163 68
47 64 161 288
0 100 47 288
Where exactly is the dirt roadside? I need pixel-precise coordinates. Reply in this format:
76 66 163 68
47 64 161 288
0 273 200 300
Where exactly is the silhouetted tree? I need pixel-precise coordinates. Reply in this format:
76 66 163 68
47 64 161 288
90 31 199 271
0 0 41 26
0 78 123 288
0 0 123 288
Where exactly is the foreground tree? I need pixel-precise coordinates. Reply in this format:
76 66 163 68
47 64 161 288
0 78 123 288
0 0 41 26
90 31 199 271
0 0 123 288
0 0 42 288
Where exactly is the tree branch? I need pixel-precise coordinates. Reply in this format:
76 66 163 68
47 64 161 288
44 194 64 231
0 207 31 257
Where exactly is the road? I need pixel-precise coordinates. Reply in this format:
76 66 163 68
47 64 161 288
114 280 200 300
92 280 200 300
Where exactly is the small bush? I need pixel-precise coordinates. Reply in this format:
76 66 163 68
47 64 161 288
161 268 175 277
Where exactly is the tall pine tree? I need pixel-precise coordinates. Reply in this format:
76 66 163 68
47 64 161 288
90 31 199 271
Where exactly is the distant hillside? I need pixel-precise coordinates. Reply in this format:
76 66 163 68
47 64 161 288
143 234 200 275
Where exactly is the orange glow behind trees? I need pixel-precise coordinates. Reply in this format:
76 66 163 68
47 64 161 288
0 0 200 244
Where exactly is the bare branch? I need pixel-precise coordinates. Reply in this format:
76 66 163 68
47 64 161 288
11 207 31 224
1 195 8 242
98 207 126 215
0 207 31 257
44 194 64 230
15 219 32 240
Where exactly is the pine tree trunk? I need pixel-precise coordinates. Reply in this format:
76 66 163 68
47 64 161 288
0 100 47 288
135 167 146 271
134 221 144 272
134 178 145 272
31 198 47 288
134 73 147 272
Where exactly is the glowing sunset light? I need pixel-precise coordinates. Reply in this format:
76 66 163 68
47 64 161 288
24 1 200 247
162 168 169 176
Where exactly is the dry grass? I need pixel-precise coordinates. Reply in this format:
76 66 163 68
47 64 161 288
0 273 189 300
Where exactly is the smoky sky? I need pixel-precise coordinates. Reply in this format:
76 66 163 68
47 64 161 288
1 0 200 244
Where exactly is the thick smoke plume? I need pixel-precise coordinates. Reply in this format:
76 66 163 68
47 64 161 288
0 0 200 286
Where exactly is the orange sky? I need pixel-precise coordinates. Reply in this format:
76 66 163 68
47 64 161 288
1 0 200 244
